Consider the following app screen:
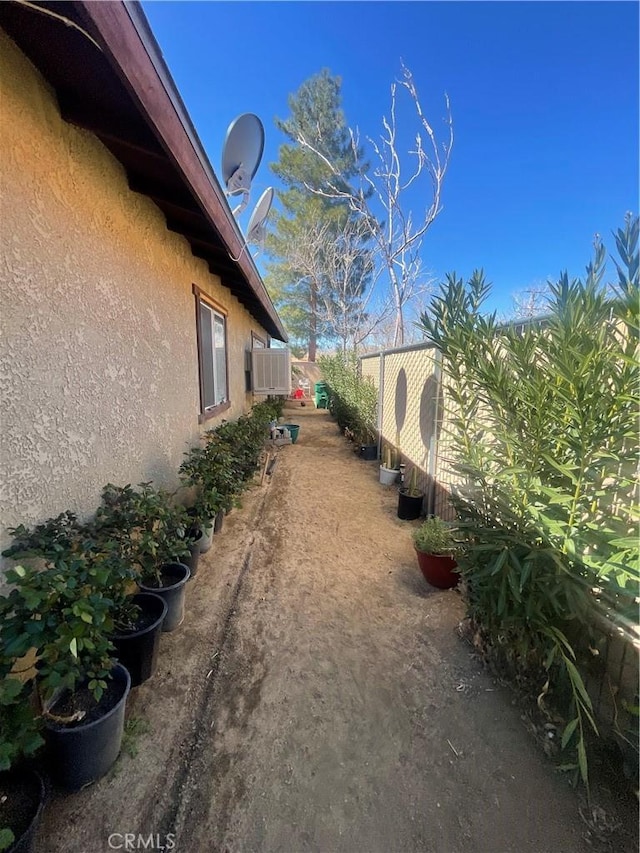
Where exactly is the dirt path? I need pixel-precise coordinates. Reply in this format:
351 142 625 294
37 403 634 853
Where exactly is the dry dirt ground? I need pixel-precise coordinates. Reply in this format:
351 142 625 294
36 403 636 853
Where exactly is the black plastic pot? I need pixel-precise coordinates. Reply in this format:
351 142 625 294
359 443 378 460
213 510 224 534
0 768 45 853
44 663 130 791
139 563 190 632
397 489 424 520
186 531 202 579
112 593 167 687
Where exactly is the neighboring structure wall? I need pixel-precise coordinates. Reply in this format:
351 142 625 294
361 344 456 519
0 33 269 552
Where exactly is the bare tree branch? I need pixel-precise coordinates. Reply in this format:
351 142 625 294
295 64 453 347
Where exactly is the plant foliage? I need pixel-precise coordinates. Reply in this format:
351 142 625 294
418 215 639 791
412 517 457 555
319 352 378 444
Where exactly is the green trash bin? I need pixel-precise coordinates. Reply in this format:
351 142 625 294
314 381 329 409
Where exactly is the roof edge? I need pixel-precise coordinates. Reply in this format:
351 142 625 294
77 0 287 342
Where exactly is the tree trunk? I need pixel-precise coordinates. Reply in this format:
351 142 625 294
309 280 318 362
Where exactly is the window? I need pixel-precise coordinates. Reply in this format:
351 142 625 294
194 286 228 418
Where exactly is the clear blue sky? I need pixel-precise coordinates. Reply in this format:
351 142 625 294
142 1 638 315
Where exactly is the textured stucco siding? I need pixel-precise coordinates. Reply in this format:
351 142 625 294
0 32 270 555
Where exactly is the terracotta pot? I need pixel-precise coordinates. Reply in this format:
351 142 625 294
415 549 459 589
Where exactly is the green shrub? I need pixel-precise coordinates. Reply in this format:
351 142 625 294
419 215 639 790
319 352 377 443
412 517 457 555
181 401 275 521
93 483 190 586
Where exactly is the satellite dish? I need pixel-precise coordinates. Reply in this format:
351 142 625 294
246 187 274 247
228 187 274 263
221 113 265 216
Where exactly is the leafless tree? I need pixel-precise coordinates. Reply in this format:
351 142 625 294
293 62 454 347
501 283 551 322
280 217 388 355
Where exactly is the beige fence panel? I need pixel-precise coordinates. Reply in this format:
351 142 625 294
360 355 380 389
362 343 457 517
361 342 638 749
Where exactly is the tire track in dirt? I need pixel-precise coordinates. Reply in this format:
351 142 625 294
154 482 276 848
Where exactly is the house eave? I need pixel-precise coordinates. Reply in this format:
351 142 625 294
0 0 287 342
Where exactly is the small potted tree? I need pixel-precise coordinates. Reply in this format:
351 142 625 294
179 446 220 554
397 468 425 520
412 516 460 589
0 551 131 791
4 512 167 689
94 483 191 632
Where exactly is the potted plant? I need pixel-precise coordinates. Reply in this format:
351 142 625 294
0 665 46 853
0 550 131 791
357 424 378 460
94 484 191 632
379 445 400 485
110 592 167 687
397 468 425 520
412 516 460 589
179 446 221 554
4 512 167 689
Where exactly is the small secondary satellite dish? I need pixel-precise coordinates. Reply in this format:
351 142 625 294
246 187 274 248
228 187 275 263
222 113 265 216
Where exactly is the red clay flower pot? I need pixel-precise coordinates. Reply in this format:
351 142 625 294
415 549 459 589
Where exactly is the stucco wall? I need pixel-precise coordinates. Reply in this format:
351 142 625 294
0 31 270 556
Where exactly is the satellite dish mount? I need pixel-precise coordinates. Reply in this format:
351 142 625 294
229 187 274 263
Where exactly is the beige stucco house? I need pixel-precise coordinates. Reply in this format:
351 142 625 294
0 1 288 557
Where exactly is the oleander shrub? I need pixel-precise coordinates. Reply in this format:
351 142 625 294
319 352 377 444
419 215 639 790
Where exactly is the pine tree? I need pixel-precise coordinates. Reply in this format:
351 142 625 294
265 70 372 359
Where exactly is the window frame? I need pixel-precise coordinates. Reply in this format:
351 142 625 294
193 284 230 423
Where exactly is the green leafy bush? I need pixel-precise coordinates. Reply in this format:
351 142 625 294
93 483 190 586
412 517 457 555
0 671 44 772
181 400 278 522
419 215 639 790
0 553 119 708
319 352 377 443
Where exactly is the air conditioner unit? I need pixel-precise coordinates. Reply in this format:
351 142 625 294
251 348 291 395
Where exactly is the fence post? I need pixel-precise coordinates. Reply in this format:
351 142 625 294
426 349 443 516
377 352 385 459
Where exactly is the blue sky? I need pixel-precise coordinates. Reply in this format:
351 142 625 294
142 1 638 315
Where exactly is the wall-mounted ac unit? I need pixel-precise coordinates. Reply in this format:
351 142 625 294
251 348 291 395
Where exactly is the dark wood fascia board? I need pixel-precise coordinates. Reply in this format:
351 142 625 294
75 1 286 342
